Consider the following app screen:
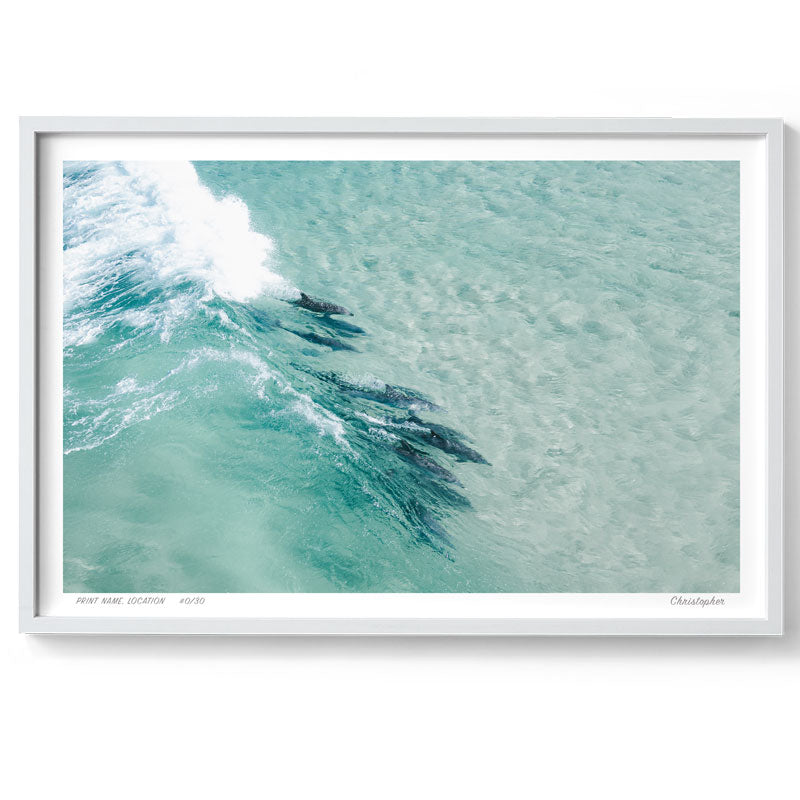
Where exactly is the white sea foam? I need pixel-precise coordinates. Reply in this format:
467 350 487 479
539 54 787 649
176 346 351 448
63 161 298 308
355 412 388 426
231 348 350 449
64 164 348 456
367 426 399 442
355 411 424 434
344 374 386 391
113 377 140 395
64 389 183 455
63 317 108 347
291 398 349 447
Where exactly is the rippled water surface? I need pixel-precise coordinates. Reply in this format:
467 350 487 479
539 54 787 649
63 160 739 592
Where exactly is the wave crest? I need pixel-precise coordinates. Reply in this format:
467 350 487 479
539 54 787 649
64 161 297 305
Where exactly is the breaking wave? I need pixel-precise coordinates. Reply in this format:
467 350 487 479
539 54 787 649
63 161 486 566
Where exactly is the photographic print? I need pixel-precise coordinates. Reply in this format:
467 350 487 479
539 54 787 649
62 159 740 595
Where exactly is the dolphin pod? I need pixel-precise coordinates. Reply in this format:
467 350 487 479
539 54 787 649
276 288 489 550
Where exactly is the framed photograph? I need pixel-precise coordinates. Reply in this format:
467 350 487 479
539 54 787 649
20 117 783 635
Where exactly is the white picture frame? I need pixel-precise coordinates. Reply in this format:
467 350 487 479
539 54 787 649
19 117 784 635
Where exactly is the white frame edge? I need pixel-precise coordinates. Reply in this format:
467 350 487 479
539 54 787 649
19 117 784 636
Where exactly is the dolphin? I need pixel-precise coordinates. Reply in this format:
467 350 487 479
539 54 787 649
395 440 462 485
407 416 490 464
382 385 443 413
286 329 358 351
329 375 444 413
314 316 367 336
292 292 353 316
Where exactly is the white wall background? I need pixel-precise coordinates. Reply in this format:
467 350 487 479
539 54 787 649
1 2 797 797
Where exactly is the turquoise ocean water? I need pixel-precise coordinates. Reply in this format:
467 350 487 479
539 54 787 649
63 160 739 593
